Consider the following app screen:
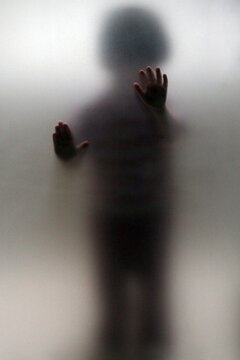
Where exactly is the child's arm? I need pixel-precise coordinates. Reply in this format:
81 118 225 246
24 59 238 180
53 121 89 161
133 66 171 139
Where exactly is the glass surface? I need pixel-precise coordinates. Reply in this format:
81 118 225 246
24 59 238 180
0 1 240 359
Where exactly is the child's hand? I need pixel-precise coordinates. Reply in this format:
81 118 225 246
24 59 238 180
53 122 89 160
133 66 168 112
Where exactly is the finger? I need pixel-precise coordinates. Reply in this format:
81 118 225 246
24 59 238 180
55 125 64 148
55 125 61 137
78 140 89 151
63 123 72 140
156 67 162 86
146 66 155 84
139 70 148 88
133 82 145 99
58 122 66 138
58 121 64 133
53 133 61 152
163 74 168 92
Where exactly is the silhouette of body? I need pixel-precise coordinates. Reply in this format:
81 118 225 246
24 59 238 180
53 6 177 359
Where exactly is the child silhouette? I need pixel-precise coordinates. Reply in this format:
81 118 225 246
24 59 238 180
53 6 176 360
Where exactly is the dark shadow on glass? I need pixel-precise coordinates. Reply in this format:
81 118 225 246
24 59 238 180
53 5 179 360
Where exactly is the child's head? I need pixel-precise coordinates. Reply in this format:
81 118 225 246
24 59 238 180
99 6 169 72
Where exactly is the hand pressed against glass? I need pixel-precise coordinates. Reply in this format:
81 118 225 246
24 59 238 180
134 66 168 112
53 121 89 160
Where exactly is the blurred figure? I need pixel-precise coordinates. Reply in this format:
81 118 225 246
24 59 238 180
53 6 178 360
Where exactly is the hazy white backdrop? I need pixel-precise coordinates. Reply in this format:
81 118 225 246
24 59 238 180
1 0 240 359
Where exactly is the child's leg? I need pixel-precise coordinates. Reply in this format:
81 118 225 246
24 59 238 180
96 221 128 351
139 265 170 348
137 218 171 350
100 265 126 349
